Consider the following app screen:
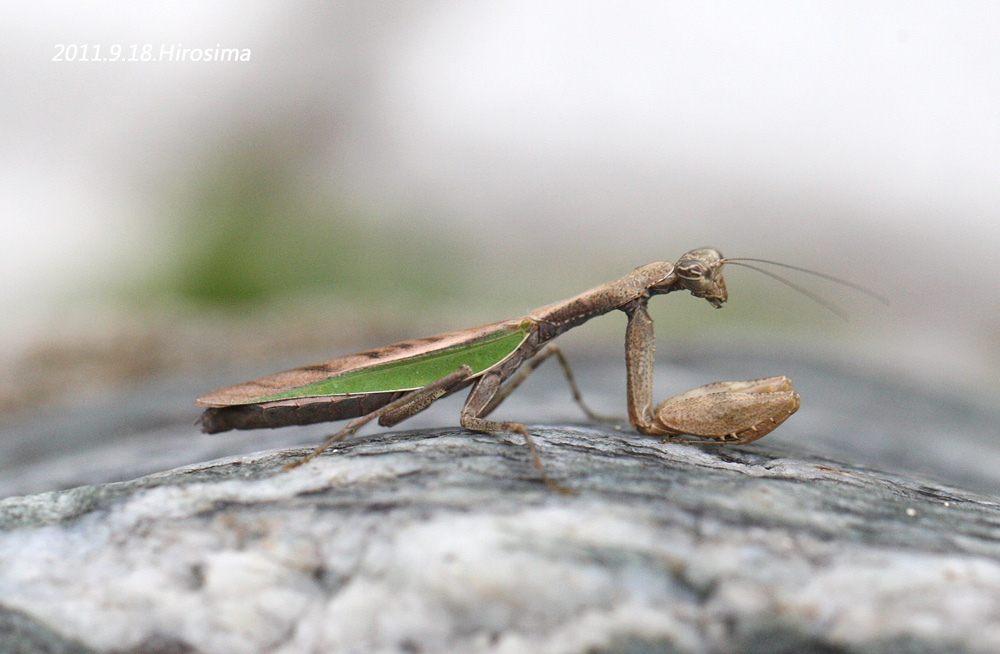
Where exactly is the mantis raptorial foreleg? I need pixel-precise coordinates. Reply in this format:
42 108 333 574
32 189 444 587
624 302 800 444
624 301 659 433
283 365 475 470
651 376 800 444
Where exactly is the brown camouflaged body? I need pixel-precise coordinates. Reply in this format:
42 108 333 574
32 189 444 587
197 261 679 433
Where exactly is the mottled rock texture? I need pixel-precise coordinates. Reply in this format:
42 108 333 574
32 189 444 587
2 349 998 653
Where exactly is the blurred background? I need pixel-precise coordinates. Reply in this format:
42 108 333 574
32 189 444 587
2 1 998 492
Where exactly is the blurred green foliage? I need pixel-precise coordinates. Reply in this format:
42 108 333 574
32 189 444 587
146 132 841 345
164 147 470 311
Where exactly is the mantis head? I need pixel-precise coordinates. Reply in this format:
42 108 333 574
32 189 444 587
674 247 728 308
652 246 887 317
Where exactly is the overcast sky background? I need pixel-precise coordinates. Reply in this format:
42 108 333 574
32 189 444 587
2 1 998 396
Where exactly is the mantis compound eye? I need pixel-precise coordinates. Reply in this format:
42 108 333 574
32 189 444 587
676 260 709 281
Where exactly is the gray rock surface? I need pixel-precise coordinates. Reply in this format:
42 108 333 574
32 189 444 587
2 347 999 653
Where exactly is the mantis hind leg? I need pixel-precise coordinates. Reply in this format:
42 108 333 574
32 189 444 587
283 365 475 471
378 386 449 427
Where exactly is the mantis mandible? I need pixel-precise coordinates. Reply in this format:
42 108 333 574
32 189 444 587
198 247 870 489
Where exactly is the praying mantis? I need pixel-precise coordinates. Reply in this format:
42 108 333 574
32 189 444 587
197 247 874 489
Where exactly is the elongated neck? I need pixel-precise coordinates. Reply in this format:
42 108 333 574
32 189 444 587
528 262 677 335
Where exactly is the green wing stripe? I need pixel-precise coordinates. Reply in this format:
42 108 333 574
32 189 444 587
255 328 530 401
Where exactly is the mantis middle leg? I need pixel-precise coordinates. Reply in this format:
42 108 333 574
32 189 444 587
460 370 572 493
477 344 612 421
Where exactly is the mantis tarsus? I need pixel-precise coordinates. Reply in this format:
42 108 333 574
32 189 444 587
197 247 872 490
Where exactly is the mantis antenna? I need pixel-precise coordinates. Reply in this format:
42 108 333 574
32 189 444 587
721 257 889 322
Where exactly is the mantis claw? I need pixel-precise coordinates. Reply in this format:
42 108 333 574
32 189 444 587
651 376 800 445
